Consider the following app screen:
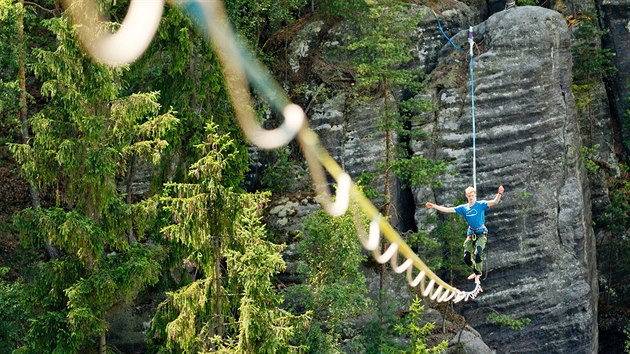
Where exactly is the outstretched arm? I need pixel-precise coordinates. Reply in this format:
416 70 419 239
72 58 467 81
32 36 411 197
425 202 456 213
487 185 504 207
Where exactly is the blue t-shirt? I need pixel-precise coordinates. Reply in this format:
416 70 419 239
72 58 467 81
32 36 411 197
454 201 489 234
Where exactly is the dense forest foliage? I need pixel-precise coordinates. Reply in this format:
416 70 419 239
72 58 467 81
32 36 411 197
0 0 453 352
0 0 629 353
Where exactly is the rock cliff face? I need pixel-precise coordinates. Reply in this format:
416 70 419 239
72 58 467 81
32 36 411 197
414 7 598 353
600 0 630 158
270 4 600 354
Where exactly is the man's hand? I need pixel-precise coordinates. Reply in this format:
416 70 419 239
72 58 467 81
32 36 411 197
425 202 434 209
488 185 505 207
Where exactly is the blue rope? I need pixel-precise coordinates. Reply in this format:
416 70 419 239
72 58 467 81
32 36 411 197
434 11 465 51
470 48 476 190
433 9 477 188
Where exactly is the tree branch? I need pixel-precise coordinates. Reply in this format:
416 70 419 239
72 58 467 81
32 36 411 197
23 1 55 14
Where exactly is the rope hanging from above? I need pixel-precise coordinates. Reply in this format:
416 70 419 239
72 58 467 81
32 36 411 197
468 26 477 190
432 8 478 190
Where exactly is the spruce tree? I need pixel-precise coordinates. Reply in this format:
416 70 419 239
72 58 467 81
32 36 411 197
149 123 302 353
348 0 445 210
122 5 308 352
8 11 178 352
284 209 369 352
345 1 449 348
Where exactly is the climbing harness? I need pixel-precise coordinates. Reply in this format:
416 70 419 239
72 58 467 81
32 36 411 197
64 0 484 302
468 224 487 234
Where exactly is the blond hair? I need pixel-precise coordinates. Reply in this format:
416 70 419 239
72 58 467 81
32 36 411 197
465 186 476 196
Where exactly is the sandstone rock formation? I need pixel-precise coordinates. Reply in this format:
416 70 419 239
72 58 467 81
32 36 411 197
415 6 598 353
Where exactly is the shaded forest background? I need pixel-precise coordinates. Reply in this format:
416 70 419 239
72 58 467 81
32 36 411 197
0 0 628 353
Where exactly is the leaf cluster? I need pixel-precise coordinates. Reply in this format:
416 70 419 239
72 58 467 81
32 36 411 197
578 144 601 174
3 10 180 353
284 209 369 352
571 14 617 84
380 296 447 354
486 312 531 331
0 268 28 352
597 165 630 306
346 0 446 191
260 146 297 193
225 0 307 48
312 0 368 21
391 155 447 189
347 0 418 89
427 206 470 279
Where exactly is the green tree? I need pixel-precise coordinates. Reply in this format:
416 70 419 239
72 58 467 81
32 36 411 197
8 10 178 352
224 0 307 48
0 0 23 142
598 164 630 305
1 0 61 258
260 146 300 193
570 14 616 145
0 267 28 352
429 210 470 283
381 296 447 354
125 5 241 178
346 1 447 346
149 123 302 353
348 0 445 212
284 209 369 352
125 0 306 152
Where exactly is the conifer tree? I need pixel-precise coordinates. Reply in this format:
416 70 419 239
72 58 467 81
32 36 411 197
121 5 308 352
8 10 179 352
348 0 444 213
346 0 448 347
284 210 369 352
149 123 302 353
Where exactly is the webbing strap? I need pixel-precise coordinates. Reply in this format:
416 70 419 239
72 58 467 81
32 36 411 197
431 8 466 51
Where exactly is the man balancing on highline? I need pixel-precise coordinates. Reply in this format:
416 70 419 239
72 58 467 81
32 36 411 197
425 185 504 283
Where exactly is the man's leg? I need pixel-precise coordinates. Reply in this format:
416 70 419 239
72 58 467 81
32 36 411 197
473 234 488 275
463 236 479 279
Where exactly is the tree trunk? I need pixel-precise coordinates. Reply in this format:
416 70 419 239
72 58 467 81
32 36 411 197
125 154 137 243
17 3 34 206
99 333 106 354
17 1 58 259
214 236 223 336
188 36 199 110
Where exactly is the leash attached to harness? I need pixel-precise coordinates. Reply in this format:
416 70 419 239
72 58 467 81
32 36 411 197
431 9 478 191
468 26 477 191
